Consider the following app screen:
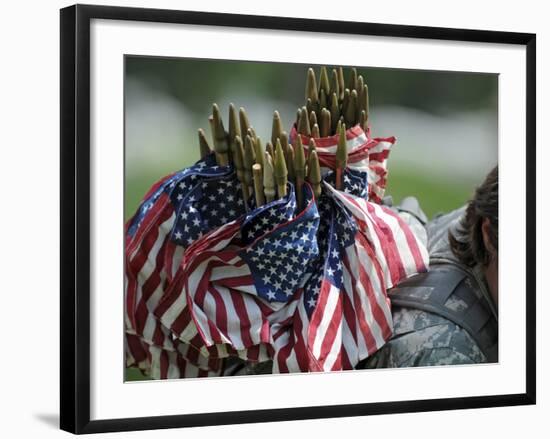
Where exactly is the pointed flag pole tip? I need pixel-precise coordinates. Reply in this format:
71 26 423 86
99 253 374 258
274 139 288 199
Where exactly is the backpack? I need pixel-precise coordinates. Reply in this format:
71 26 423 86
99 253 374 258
388 205 498 362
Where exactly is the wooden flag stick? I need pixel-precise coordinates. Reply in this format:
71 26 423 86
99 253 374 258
335 122 348 190
271 110 284 146
330 69 340 104
345 89 357 127
348 67 357 92
233 135 250 209
244 134 256 197
285 140 295 188
320 108 331 138
254 136 265 170
239 107 251 138
309 111 318 131
274 139 288 199
211 103 229 166
329 92 339 135
298 106 311 136
307 150 322 200
306 68 319 111
198 128 213 158
252 164 265 207
319 66 330 96
266 141 274 159
293 134 306 210
337 67 345 100
311 123 320 139
263 153 276 204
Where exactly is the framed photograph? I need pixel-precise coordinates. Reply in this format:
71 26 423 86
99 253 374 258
60 4 536 434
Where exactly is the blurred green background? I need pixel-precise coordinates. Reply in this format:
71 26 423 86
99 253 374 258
124 57 498 381
125 57 497 221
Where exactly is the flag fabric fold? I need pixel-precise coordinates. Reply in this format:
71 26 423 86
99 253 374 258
269 168 428 373
125 155 247 377
289 125 395 203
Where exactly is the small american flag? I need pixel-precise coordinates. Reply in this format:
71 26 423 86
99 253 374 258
269 170 428 373
125 155 248 378
290 124 394 204
125 146 429 378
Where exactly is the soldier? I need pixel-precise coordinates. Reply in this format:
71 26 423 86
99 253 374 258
359 166 498 368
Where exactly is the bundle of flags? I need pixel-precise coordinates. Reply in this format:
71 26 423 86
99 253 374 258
125 67 429 379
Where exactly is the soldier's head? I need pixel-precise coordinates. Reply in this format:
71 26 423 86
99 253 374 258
450 166 498 302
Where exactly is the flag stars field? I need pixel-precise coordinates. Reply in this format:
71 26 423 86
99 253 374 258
240 186 320 303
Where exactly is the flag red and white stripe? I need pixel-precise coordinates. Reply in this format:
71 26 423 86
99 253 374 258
289 124 395 203
269 186 428 373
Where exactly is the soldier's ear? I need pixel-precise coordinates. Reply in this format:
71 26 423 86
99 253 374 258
481 217 497 261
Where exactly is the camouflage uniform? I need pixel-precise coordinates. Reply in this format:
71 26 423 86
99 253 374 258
359 201 498 368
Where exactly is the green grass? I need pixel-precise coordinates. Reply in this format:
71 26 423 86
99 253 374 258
125 367 151 381
385 167 474 219
126 170 169 222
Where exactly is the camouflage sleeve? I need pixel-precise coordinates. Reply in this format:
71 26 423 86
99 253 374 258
363 309 487 368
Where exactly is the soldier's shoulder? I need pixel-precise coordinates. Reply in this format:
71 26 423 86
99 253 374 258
393 307 487 363
391 306 452 335
426 206 466 259
362 307 487 368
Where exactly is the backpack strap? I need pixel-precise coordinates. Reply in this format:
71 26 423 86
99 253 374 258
388 264 498 362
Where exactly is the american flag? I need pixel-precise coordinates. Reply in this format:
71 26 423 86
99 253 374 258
269 170 428 373
153 182 319 369
289 124 394 204
125 146 429 378
125 155 248 378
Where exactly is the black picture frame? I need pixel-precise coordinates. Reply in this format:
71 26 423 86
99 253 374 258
60 4 536 434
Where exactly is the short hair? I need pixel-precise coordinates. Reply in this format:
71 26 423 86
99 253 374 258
449 166 498 267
